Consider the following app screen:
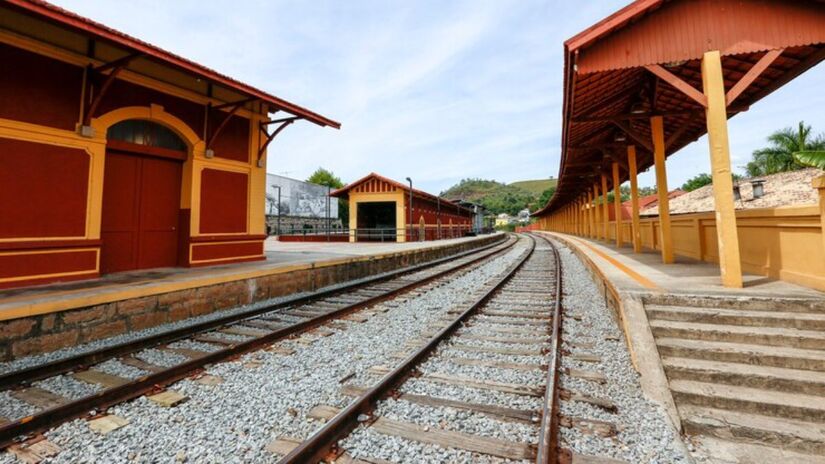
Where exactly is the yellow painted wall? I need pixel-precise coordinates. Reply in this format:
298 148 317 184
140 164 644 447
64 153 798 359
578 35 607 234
539 204 825 291
348 191 407 242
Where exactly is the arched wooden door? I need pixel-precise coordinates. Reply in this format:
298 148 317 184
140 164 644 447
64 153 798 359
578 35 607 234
101 120 186 274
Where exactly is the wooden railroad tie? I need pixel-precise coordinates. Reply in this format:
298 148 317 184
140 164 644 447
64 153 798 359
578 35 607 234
308 405 537 461
8 438 61 464
72 370 129 388
340 385 538 423
368 366 543 397
11 387 68 409
88 414 129 435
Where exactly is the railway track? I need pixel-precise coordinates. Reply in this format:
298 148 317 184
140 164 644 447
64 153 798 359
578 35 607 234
274 233 630 464
0 234 519 449
273 234 564 463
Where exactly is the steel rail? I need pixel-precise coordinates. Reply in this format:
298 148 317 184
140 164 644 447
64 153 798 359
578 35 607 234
0 235 517 448
277 234 538 464
0 235 510 391
534 233 564 464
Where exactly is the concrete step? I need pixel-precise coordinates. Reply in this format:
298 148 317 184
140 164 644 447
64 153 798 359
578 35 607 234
656 338 825 371
643 296 825 314
670 379 825 422
663 356 825 396
679 405 825 456
647 305 825 331
650 320 825 350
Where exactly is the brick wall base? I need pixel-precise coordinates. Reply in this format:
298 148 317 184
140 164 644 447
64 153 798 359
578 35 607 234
0 234 504 361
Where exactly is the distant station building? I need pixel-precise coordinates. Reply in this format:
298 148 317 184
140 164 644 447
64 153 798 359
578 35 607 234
331 173 473 242
0 1 338 289
454 200 487 234
265 174 341 235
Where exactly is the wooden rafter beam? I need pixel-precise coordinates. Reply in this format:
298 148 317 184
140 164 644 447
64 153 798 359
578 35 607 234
644 64 707 108
94 52 141 73
725 48 784 107
612 120 653 152
212 96 256 110
573 110 699 123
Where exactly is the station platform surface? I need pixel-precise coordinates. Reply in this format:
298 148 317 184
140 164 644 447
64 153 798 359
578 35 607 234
0 235 495 322
538 231 825 299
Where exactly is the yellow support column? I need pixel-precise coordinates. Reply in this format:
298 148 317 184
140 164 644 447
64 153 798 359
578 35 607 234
601 174 609 242
627 145 642 253
651 115 674 264
702 50 743 288
612 162 623 248
588 190 595 239
593 183 601 240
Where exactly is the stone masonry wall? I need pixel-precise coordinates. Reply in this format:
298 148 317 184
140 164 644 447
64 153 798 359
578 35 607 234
0 234 504 361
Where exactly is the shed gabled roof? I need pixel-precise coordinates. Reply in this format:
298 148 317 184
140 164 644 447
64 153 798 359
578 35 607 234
3 0 340 128
331 173 472 213
534 0 825 217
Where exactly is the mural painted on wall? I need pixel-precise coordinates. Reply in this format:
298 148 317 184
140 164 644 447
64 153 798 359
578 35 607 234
266 174 338 218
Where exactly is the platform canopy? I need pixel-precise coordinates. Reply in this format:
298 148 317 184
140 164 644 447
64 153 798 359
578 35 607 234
2 0 340 128
534 0 825 216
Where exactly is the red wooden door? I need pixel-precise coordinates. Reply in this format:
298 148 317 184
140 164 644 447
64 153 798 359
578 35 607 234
101 150 181 274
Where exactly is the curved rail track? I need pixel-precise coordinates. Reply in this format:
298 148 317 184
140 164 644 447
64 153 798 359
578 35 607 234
0 234 519 449
276 233 566 463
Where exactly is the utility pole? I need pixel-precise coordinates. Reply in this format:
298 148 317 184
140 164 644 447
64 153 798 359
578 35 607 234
405 177 413 242
437 196 441 240
272 185 281 237
326 186 331 242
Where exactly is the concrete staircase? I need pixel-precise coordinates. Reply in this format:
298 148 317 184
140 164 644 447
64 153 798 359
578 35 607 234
645 299 825 460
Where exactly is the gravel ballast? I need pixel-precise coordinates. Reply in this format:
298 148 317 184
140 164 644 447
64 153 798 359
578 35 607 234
551 238 691 464
1 240 528 463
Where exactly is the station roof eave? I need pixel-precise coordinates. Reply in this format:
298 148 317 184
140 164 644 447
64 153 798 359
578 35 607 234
3 0 341 129
331 172 473 214
533 0 825 218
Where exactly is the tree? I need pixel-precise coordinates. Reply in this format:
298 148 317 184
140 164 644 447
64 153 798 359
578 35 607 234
746 122 825 177
306 167 344 188
306 167 347 225
681 173 713 192
536 186 556 208
794 150 825 170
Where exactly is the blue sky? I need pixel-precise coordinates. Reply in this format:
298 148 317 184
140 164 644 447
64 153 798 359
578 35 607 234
56 0 825 195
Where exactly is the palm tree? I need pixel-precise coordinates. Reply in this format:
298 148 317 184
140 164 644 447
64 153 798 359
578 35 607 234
745 122 825 176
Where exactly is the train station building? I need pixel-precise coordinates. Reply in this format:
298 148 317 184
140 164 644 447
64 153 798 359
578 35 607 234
0 0 339 290
331 173 474 242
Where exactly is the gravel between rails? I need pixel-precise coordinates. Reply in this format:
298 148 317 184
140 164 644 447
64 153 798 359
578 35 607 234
550 238 691 464
1 240 528 463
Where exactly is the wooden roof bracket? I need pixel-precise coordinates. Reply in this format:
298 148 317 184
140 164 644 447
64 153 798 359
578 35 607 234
257 116 300 167
205 98 257 156
643 64 707 108
81 52 143 129
725 48 784 107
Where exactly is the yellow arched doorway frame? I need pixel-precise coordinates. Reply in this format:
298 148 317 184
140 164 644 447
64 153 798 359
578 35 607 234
87 104 206 240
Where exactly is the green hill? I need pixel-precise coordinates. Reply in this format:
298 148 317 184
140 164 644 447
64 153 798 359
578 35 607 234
442 178 555 216
509 178 557 196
